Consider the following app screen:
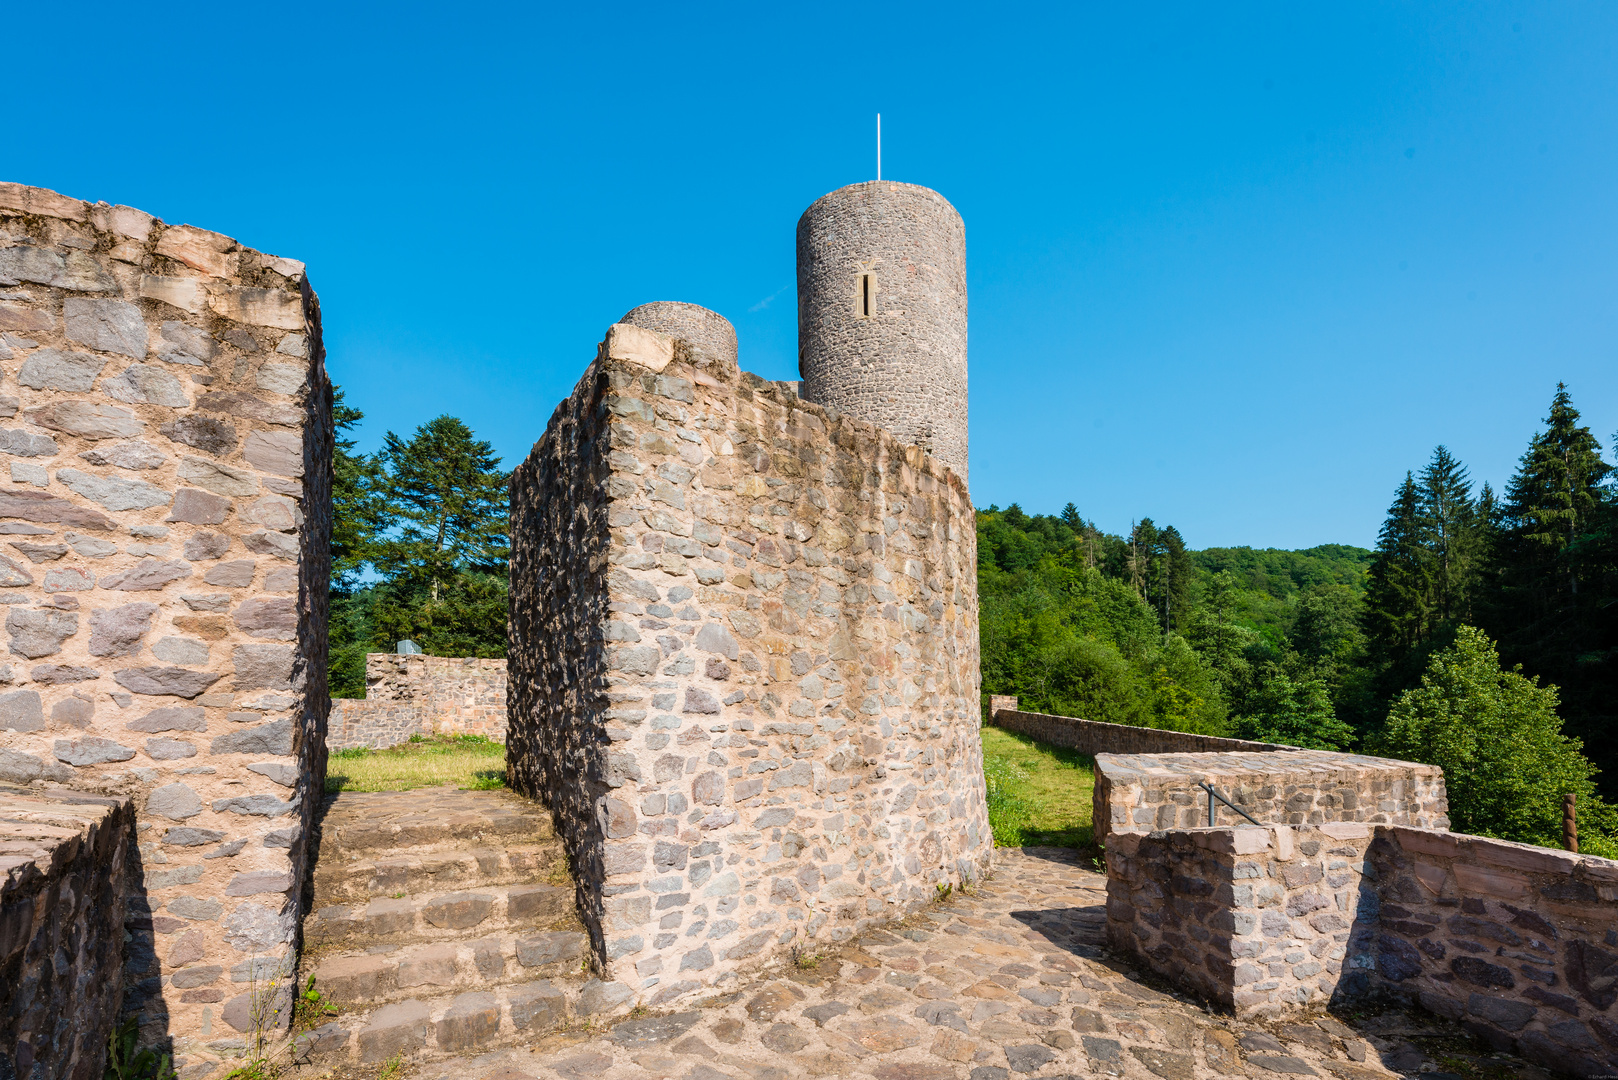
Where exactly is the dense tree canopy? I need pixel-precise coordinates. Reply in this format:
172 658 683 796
977 381 1618 848
1373 627 1615 854
328 399 509 696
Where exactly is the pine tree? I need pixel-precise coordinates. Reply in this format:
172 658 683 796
327 386 386 697
1493 384 1611 615
1128 519 1159 603
331 387 385 591
373 416 510 600
1363 472 1430 661
1481 385 1617 792
369 416 511 657
1418 445 1480 627
1157 525 1196 633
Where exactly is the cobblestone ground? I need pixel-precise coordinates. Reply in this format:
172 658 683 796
386 848 1554 1080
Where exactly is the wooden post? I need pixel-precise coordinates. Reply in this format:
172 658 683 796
1564 793 1578 853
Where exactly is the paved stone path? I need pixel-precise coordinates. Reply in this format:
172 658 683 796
380 848 1551 1080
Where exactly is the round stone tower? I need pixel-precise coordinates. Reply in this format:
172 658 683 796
620 301 738 374
796 181 968 481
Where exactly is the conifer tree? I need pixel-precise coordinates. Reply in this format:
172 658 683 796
331 387 385 591
1493 384 1610 615
1363 472 1430 661
1156 525 1196 633
369 416 511 657
373 416 510 599
1128 519 1159 603
327 386 387 697
1418 445 1480 627
1480 385 1617 787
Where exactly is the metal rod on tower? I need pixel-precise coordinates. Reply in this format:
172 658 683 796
876 113 882 180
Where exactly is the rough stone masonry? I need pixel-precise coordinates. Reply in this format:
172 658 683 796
0 182 331 1072
508 318 988 1006
328 652 507 750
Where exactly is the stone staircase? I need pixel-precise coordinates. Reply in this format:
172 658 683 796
296 787 608 1065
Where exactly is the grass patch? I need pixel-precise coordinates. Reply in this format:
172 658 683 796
325 734 506 793
981 725 1095 849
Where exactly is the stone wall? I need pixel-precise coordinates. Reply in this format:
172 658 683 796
324 699 422 752
1369 826 1618 1077
508 319 988 1007
797 182 969 481
1106 823 1377 1018
327 653 507 750
1 785 135 1080
992 706 1293 759
1106 822 1618 1078
0 182 331 1070
1092 749 1449 847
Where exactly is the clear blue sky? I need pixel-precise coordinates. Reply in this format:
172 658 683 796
7 3 1615 550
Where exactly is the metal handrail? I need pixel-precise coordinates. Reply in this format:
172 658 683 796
1198 781 1262 827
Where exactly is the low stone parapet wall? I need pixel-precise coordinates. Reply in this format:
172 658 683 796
327 698 423 750
1 785 135 1080
1106 822 1377 1017
1372 826 1618 1077
1106 822 1618 1078
328 654 507 749
1093 749 1449 846
991 706 1293 757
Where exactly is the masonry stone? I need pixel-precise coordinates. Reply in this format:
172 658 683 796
328 652 508 749
508 310 985 1008
0 182 331 1075
797 183 969 481
78 439 167 470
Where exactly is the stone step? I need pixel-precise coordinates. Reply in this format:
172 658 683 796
313 788 555 860
312 843 567 907
294 973 633 1066
309 927 592 1007
303 881 575 948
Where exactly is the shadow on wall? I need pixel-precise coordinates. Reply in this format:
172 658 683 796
1106 823 1618 1079
0 787 137 1080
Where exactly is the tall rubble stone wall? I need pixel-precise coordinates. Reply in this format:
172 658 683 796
509 321 988 1006
0 183 331 1071
1 786 135 1080
327 654 507 749
1107 822 1618 1078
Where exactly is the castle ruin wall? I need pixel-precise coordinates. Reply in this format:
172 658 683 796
2 786 135 1080
1106 823 1618 1078
990 702 1295 761
327 653 507 750
508 322 989 1005
1093 749 1450 847
0 183 331 1070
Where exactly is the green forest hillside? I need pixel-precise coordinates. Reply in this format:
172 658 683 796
977 384 1618 854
